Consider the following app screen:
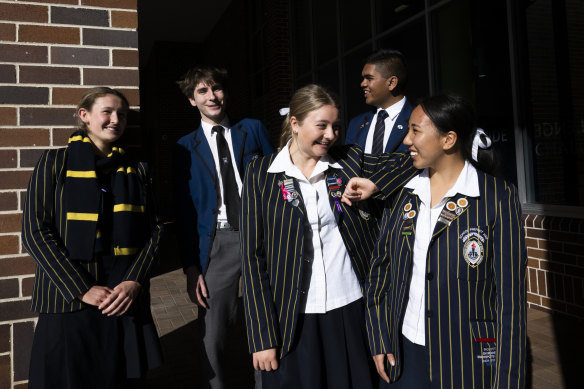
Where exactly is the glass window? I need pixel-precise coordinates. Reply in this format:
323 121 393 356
375 0 424 34
522 0 584 206
313 0 338 63
340 0 372 51
293 0 312 76
432 0 517 184
316 62 340 95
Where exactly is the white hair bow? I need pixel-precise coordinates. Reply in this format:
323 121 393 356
471 128 492 162
279 107 290 116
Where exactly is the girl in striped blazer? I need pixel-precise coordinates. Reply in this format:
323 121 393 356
345 94 526 388
240 85 417 388
22 87 163 388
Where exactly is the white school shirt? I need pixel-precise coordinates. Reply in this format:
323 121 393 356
201 118 243 223
364 96 406 153
401 161 480 345
267 143 363 313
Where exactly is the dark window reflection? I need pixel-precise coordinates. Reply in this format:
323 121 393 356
375 0 424 34
341 1 372 51
314 0 338 63
293 0 312 76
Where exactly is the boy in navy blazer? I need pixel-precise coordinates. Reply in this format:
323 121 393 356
345 49 411 154
173 65 273 388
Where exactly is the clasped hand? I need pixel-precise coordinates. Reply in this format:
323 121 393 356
79 280 141 316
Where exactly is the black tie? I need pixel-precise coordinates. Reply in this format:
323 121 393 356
371 110 389 154
212 126 240 229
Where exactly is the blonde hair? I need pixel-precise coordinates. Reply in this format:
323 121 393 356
278 84 340 150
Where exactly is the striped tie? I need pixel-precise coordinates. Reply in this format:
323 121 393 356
371 110 389 154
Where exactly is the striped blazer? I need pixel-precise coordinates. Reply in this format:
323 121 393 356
366 170 526 388
22 148 163 313
240 145 417 358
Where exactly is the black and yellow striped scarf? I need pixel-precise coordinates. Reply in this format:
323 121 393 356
64 130 146 261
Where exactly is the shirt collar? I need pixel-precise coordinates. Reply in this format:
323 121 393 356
267 141 343 180
378 96 406 121
404 160 480 204
201 116 230 137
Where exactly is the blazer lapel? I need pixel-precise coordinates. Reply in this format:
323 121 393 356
399 191 418 252
431 194 471 238
230 122 246 179
277 173 306 219
355 111 374 148
384 100 411 153
192 126 217 183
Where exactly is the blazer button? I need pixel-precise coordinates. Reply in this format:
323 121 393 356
426 310 433 318
426 272 433 281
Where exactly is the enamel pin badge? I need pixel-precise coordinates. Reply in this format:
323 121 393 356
327 176 343 213
279 179 299 207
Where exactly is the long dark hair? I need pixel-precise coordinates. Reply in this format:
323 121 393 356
419 94 498 175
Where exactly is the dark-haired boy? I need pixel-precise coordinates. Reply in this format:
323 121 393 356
345 49 411 154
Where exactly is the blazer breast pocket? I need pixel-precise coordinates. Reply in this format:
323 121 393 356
455 225 492 281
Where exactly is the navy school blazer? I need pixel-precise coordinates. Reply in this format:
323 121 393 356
22 148 163 313
240 145 418 359
174 118 273 273
345 98 412 154
366 170 527 388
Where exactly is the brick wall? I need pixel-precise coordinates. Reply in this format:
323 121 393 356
0 0 139 387
525 215 584 319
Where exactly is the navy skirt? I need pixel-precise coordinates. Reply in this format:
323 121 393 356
28 256 162 389
262 299 377 389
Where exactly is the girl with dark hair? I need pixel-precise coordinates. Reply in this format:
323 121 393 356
240 84 417 388
344 93 526 388
23 87 163 388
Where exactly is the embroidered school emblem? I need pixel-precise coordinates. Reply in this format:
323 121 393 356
359 209 370 220
462 237 484 267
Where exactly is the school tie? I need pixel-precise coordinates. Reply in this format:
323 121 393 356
371 110 389 154
212 125 240 229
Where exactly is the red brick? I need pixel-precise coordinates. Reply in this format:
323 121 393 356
0 235 20 255
0 86 49 104
527 292 541 305
527 247 548 260
0 213 22 234
0 150 17 169
0 355 10 389
537 269 547 296
0 129 50 147
541 239 563 252
21 277 35 297
0 3 47 23
111 10 138 28
528 268 538 294
0 170 32 191
19 25 79 44
0 64 16 83
526 228 549 239
13 321 34 381
20 149 45 168
0 22 16 41
0 325 9 353
118 88 140 106
112 49 139 67
14 384 29 389
525 237 538 249
0 107 17 126
53 128 77 146
82 0 137 10
0 300 35 323
20 108 76 126
0 44 47 64
524 214 534 228
83 28 137 48
0 192 18 212
0 256 36 278
22 0 77 4
532 215 545 229
0 278 19 299
51 6 109 26
527 258 540 269
541 297 566 312
20 65 80 85
550 230 584 244
83 68 139 86
52 87 88 105
51 46 109 66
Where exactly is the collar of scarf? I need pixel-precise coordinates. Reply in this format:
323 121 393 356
64 130 146 261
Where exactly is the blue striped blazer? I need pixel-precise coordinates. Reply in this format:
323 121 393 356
366 170 526 388
240 145 417 358
22 148 163 313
